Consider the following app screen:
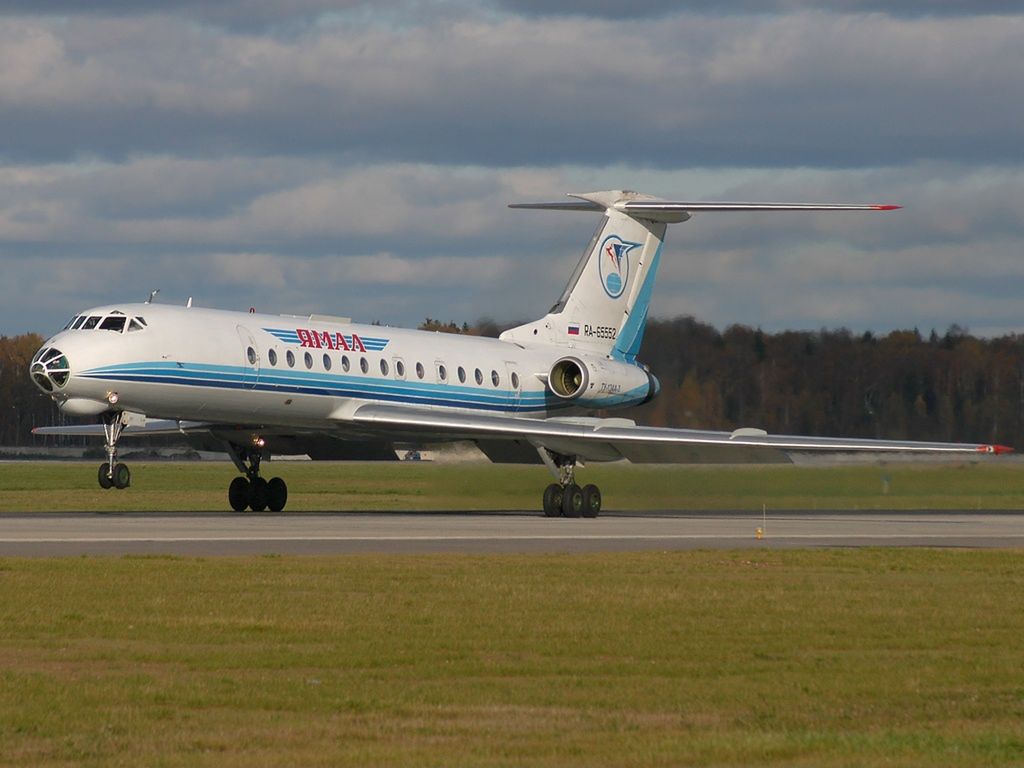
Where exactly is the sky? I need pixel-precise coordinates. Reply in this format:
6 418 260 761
2 1 1023 338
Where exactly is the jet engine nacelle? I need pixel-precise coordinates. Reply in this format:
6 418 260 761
548 355 660 407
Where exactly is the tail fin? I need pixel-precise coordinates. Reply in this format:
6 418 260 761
500 190 899 363
500 190 669 363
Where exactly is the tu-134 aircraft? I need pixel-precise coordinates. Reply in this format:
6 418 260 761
30 190 1012 515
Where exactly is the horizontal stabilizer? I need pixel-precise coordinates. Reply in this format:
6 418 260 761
510 191 900 223
621 201 900 213
508 201 604 212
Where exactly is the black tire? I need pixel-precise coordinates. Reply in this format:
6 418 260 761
228 477 250 512
562 483 583 518
112 462 131 490
248 477 269 512
98 463 114 490
267 477 288 512
542 483 563 517
581 484 601 518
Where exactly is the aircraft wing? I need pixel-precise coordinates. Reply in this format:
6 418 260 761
32 419 211 437
350 403 1011 464
33 408 1011 465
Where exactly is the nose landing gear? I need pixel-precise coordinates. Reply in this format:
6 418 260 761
226 441 288 512
538 449 601 518
96 412 131 490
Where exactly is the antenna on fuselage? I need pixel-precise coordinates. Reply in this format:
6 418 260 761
186 297 193 308
145 289 160 304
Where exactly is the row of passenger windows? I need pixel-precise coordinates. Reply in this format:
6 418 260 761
64 311 147 333
249 347 521 390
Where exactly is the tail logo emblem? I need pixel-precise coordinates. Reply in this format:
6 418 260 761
599 235 640 299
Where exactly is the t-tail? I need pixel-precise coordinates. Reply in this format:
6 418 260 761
500 189 900 363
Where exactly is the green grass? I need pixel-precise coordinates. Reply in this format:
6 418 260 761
1 460 1023 512
1 550 1022 766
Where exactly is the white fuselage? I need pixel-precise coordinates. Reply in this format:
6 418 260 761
34 303 653 428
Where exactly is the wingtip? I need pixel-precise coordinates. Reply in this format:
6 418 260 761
979 444 1014 455
872 204 902 211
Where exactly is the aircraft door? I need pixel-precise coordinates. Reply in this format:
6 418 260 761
236 326 259 389
505 361 521 413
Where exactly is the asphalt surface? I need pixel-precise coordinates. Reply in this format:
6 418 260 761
1 509 1022 556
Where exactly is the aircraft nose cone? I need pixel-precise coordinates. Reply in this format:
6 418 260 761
29 346 71 394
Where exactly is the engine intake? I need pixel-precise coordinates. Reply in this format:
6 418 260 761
549 357 588 399
546 354 659 408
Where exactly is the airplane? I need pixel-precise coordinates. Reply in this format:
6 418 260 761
29 190 1012 516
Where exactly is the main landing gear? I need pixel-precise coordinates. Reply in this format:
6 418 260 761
226 441 288 512
539 450 601 518
97 412 131 490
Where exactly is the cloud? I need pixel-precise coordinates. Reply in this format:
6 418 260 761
2 2 1024 341
496 1 1021 19
0 11 1022 169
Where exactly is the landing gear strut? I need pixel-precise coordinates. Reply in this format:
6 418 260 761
538 449 601 518
97 412 131 490
226 441 287 512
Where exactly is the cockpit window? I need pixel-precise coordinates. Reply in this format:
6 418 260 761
71 315 86 330
100 316 127 332
82 316 101 330
136 317 147 326
128 319 144 332
63 316 77 330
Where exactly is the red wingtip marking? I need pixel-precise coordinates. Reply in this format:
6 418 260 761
872 204 902 211
978 444 1014 455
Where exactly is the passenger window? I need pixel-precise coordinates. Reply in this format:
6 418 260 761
380 359 389 376
511 372 520 389
247 347 257 365
416 362 425 379
286 350 295 368
342 355 350 372
491 370 500 387
304 352 313 369
268 349 278 366
100 316 126 332
82 316 101 330
395 360 405 378
360 357 368 373
323 353 332 371
458 366 466 383
438 364 447 381
474 368 483 385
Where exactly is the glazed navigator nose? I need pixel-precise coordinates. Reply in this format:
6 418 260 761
29 346 71 394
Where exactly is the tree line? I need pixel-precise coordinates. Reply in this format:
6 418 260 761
3 318 1023 449
622 318 1023 449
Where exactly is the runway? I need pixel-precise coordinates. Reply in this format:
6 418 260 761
1 510 1022 556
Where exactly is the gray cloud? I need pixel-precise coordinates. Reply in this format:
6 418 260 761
0 1 446 31
496 1 1023 19
4 157 1024 337
3 2 1024 340
0 12 1022 169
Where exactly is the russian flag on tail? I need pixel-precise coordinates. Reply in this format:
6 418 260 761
567 323 580 336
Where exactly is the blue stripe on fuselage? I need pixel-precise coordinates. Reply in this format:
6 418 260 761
78 360 649 412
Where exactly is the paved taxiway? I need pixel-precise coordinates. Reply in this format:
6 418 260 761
0 510 1022 556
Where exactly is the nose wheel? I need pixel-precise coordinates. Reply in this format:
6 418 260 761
96 413 131 490
538 450 601 518
226 442 288 512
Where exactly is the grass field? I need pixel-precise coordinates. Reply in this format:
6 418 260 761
1 459 1023 512
1 550 1022 766
2 462 1022 765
